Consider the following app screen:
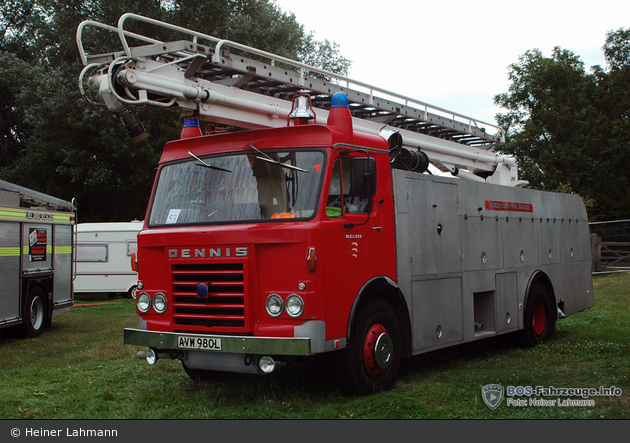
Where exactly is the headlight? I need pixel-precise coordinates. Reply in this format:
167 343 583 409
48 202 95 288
137 292 151 313
265 294 283 317
153 292 168 314
285 294 304 318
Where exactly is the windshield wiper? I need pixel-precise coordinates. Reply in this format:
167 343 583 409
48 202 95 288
187 151 232 173
248 143 309 173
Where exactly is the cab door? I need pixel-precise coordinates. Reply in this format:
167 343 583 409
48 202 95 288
321 152 384 340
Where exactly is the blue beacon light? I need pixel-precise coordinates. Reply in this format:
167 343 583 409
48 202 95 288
330 92 349 108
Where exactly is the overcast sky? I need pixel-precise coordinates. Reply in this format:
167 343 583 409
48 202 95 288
272 0 629 125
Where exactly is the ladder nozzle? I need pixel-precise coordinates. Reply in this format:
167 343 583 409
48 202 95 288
120 110 148 144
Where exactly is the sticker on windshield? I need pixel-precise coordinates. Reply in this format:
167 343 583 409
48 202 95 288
166 209 181 224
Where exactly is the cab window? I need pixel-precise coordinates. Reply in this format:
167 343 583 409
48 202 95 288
326 157 370 217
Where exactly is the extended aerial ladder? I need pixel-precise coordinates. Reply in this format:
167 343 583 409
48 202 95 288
77 13 525 187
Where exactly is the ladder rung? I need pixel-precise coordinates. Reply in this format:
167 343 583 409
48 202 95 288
112 39 501 148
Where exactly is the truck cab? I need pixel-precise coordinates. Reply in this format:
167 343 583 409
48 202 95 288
126 94 405 392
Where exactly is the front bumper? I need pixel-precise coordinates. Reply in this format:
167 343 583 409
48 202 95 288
124 328 312 356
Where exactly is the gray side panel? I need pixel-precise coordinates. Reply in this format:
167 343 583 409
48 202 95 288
53 225 73 307
393 170 593 356
412 277 463 352
495 272 518 333
0 222 20 322
398 175 461 277
462 215 503 272
537 218 560 265
393 171 464 353
560 261 594 315
433 182 461 274
406 176 437 276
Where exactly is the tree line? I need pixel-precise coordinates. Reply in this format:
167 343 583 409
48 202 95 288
495 28 630 222
1 1 629 222
0 0 349 221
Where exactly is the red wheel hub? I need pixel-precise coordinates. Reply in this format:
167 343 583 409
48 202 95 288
532 296 546 336
363 323 391 377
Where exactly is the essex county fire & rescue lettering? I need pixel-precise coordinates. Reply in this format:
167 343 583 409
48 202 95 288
485 200 533 212
24 211 55 221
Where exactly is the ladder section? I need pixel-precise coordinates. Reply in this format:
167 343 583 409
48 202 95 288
0 179 75 212
77 13 522 186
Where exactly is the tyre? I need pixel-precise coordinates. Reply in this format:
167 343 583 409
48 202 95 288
21 286 47 338
127 285 138 300
521 281 556 347
347 299 401 395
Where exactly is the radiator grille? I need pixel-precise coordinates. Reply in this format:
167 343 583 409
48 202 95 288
171 262 246 332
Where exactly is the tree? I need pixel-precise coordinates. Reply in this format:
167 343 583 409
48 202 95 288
0 0 351 221
0 52 32 169
494 47 598 192
591 28 630 221
494 30 630 221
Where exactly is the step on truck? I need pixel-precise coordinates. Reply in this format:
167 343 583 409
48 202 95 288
0 180 76 338
77 14 594 394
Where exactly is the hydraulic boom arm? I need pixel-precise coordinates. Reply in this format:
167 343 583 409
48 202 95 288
77 13 525 187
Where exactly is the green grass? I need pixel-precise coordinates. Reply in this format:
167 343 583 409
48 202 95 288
1 273 628 419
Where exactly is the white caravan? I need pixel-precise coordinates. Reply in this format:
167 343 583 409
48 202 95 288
74 221 142 298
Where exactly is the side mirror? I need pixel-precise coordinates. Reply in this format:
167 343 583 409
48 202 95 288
350 157 377 198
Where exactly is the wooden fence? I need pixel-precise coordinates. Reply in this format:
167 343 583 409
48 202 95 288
591 233 630 272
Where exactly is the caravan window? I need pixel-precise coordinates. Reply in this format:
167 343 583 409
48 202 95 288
76 243 108 262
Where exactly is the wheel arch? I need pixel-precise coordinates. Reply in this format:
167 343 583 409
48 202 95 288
346 276 412 357
524 270 557 321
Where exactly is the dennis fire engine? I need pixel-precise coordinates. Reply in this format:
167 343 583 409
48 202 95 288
77 14 593 394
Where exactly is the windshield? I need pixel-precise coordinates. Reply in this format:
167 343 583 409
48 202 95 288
148 150 325 226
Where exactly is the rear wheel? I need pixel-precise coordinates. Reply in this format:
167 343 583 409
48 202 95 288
127 285 137 300
21 286 47 338
521 281 556 347
347 299 401 395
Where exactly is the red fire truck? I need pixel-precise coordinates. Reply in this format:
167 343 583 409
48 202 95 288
77 14 594 394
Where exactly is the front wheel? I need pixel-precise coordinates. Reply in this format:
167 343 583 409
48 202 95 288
521 281 556 347
347 299 401 395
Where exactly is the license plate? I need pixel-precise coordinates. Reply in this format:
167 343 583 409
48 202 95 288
178 335 222 351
